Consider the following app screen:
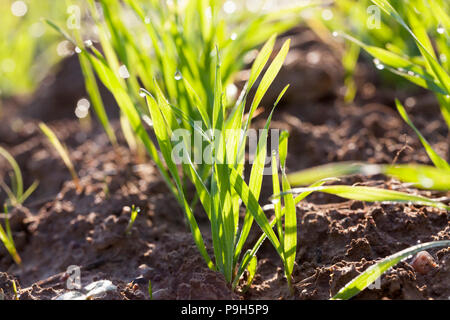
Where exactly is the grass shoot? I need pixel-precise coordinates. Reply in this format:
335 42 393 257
39 123 81 192
0 146 39 206
125 205 141 235
0 204 21 265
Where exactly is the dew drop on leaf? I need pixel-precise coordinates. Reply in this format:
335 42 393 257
174 71 183 81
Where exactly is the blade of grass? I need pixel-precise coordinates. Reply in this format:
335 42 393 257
279 185 450 211
232 179 331 289
279 132 296 292
144 91 214 270
0 205 21 265
331 240 450 300
39 123 81 192
125 205 140 235
0 146 23 202
288 162 450 191
396 99 450 170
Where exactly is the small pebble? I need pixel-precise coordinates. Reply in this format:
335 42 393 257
411 251 437 275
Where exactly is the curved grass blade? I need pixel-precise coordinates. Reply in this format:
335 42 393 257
383 164 450 190
234 108 275 265
39 123 81 192
280 185 450 210
232 179 330 289
230 167 281 253
0 146 23 203
331 240 450 300
396 99 450 170
339 32 447 95
288 162 450 191
370 0 450 96
144 91 214 270
0 205 21 265
241 253 257 293
280 134 296 291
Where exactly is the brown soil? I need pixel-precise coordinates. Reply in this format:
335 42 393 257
0 28 449 300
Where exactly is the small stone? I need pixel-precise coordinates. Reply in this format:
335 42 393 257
411 251 438 275
55 291 86 300
84 280 117 299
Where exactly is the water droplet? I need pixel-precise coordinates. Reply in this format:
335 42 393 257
361 164 381 176
77 98 90 110
144 16 151 24
29 22 45 38
75 107 89 119
322 9 333 21
139 91 146 98
230 33 237 41
142 115 153 127
223 0 236 14
11 1 27 17
437 25 445 34
118 65 130 79
373 59 384 70
75 46 82 54
407 70 415 76
84 40 93 47
405 97 416 107
75 98 90 119
306 51 321 65
332 31 339 37
174 71 183 81
419 177 434 188
226 83 238 101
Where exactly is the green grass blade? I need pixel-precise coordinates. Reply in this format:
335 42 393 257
384 164 450 190
0 205 21 265
144 91 214 270
39 123 81 191
232 179 329 289
370 0 450 95
234 108 275 264
230 167 281 254
283 185 450 210
340 32 447 94
396 99 450 170
0 146 23 202
331 240 450 300
19 180 39 204
246 39 291 129
125 205 140 235
271 152 284 249
242 252 257 293
247 34 277 90
288 162 450 191
280 134 296 288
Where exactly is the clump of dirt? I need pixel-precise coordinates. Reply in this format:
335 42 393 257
0 28 449 300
